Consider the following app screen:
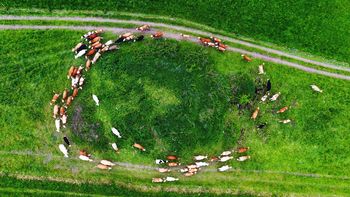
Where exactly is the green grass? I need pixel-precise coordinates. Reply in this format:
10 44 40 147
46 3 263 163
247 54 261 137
1 0 350 63
0 29 350 195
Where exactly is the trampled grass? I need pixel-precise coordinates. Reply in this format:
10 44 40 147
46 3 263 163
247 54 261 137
0 29 349 195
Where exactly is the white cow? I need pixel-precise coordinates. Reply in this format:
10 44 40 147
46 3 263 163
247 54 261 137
78 77 85 89
219 156 233 162
105 40 113 46
79 155 93 162
164 177 179 182
270 92 281 101
92 52 101 64
75 49 87 59
58 144 68 157
55 118 61 132
194 155 207 161
71 76 79 88
195 162 209 167
220 151 232 156
92 94 99 106
218 165 232 172
258 63 265 75
237 156 251 162
111 127 122 138
310 85 323 93
261 93 269 102
111 143 119 152
100 160 115 166
279 119 291 124
61 114 67 128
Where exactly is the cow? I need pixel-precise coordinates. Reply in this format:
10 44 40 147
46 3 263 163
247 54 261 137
151 32 164 39
198 37 212 45
100 160 115 166
167 162 180 167
101 45 110 53
220 151 232 156
55 118 60 132
210 156 219 162
85 59 91 71
63 136 71 147
179 168 189 173
115 37 125 43
87 33 98 41
277 106 289 113
166 155 177 160
237 155 251 162
89 36 102 44
237 147 249 153
105 40 113 46
50 93 60 105
75 49 87 59
218 165 232 172
164 177 178 182
266 79 271 92
58 144 68 157
258 63 265 75
72 43 83 52
184 172 195 177
92 52 101 64
219 156 233 162
80 150 91 157
187 164 198 169
156 159 168 164
77 65 84 75
92 94 99 106
310 85 323 93
218 43 227 49
210 36 221 43
136 24 151 31
78 77 85 89
217 46 226 52
60 106 65 117
72 88 79 98
251 107 260 120
133 143 146 151
67 66 75 79
108 45 119 51
111 143 119 152
188 168 199 173
91 42 103 49
72 67 79 77
85 49 96 57
194 155 207 161
260 93 269 102
180 33 190 38
53 104 59 118
61 114 67 128
241 54 252 62
66 96 73 107
62 88 68 102
79 155 93 162
71 76 79 89
111 127 122 138
97 164 111 170
279 119 291 124
195 162 209 167
270 92 281 101
158 168 171 173
76 44 87 53
152 178 164 183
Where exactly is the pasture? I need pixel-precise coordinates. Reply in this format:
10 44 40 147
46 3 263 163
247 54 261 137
0 29 349 195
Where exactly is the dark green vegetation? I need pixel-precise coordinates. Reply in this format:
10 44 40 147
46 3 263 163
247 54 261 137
0 29 350 195
1 0 350 63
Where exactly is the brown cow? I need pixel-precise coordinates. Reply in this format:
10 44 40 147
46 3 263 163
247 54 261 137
152 178 164 183
241 54 252 62
166 155 177 160
91 42 102 49
77 65 84 75
67 66 75 79
85 49 96 57
210 36 221 43
251 107 260 120
136 24 151 31
96 164 111 170
66 96 73 107
198 37 211 44
90 36 102 44
158 168 171 173
60 106 65 117
71 67 78 78
133 143 146 151
210 156 219 162
237 147 249 153
167 162 180 167
277 106 289 113
85 59 91 71
50 93 60 105
217 46 226 52
72 88 79 98
184 172 195 177
151 32 164 39
62 88 68 102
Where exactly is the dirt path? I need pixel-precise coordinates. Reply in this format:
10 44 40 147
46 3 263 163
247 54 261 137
0 24 349 80
1 15 349 73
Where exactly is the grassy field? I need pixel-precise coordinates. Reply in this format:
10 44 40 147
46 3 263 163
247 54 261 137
0 29 350 195
1 0 349 63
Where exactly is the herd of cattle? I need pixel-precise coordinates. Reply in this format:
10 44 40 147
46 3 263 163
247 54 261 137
49 25 324 181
